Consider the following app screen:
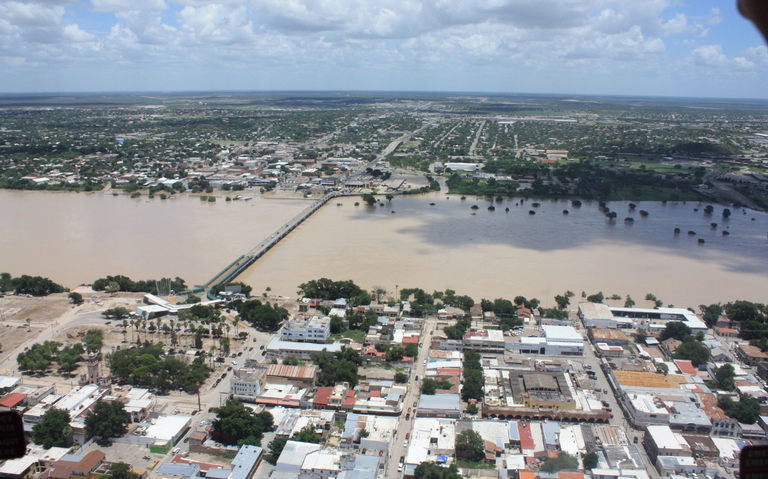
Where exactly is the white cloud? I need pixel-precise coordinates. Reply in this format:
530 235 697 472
690 44 730 67
0 2 64 27
660 13 687 36
90 0 168 13
707 7 724 25
0 0 765 97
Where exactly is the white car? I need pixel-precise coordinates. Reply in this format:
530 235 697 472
231 360 237 365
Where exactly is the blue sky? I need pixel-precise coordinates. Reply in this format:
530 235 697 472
1 0 766 98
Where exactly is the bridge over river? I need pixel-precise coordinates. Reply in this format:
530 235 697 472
202 126 427 299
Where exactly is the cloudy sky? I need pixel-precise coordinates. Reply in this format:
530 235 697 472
1 0 766 98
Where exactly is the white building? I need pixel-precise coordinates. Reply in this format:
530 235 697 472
230 368 267 402
276 441 322 474
444 162 481 173
265 337 344 360
463 329 505 352
609 307 708 333
505 325 584 356
579 303 617 329
281 316 331 343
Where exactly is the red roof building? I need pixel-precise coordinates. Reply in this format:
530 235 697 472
674 360 698 376
313 387 333 410
0 393 26 409
518 422 534 451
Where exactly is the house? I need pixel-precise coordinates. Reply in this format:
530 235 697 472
715 327 737 338
280 316 330 344
41 450 106 479
462 329 505 353
737 344 768 366
661 338 681 358
643 425 691 463
588 329 629 347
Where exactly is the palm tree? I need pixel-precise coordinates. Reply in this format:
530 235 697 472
209 346 217 367
226 325 231 341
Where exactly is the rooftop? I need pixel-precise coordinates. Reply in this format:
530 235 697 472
266 364 318 380
579 302 614 320
542 325 582 341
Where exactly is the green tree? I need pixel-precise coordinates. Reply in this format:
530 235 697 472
69 292 84 305
716 363 736 391
102 307 130 320
85 401 130 439
421 378 437 395
386 347 404 362
32 408 72 448
635 328 648 344
18 340 61 374
295 425 321 443
268 436 288 459
219 337 230 354
212 399 273 445
700 303 723 328
624 295 635 308
455 429 484 460
108 463 139 479
660 321 692 341
330 315 346 334
361 193 376 205
554 294 571 310
540 452 579 473
195 330 204 349
394 372 408 383
466 403 478 415
57 344 84 375
673 340 711 366
414 462 461 479
106 282 120 295
586 292 604 303
656 363 669 375
84 329 104 351
405 343 419 358
385 194 394 202
582 452 599 470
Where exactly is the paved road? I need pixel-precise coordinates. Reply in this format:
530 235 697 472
383 317 436 478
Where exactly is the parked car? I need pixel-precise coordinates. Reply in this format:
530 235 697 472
406 433 410 439
249 347 253 351
408 408 411 413
405 413 410 420
361 448 366 454
413 401 417 407
415 376 419 381
260 345 265 350
379 450 383 456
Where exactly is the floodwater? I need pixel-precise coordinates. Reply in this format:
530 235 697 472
238 192 768 308
0 189 309 288
3 188 768 308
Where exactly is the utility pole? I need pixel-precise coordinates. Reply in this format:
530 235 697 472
195 382 202 412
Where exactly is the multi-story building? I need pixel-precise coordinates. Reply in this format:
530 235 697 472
462 329 505 352
230 368 267 402
281 316 330 343
644 425 692 463
506 326 584 356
